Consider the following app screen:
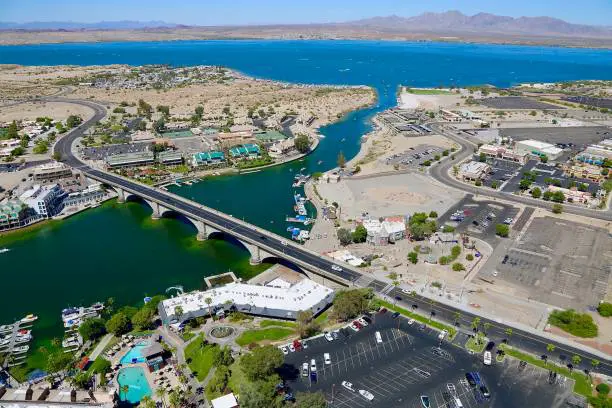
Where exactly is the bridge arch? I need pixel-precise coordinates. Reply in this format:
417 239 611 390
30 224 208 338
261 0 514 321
259 256 305 273
158 209 199 234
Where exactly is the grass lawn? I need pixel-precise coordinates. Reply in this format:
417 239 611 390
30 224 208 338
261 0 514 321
314 310 330 325
259 320 297 329
465 336 487 353
499 344 592 397
404 88 453 95
235 327 295 347
377 299 457 339
182 331 196 342
227 359 247 395
184 336 219 381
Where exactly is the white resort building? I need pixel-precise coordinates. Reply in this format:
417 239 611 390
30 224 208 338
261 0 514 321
158 278 334 324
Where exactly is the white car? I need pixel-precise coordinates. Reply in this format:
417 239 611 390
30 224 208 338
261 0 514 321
279 346 289 355
483 351 492 366
301 362 309 377
438 329 448 341
358 317 369 327
341 381 355 392
324 353 331 365
288 344 295 352
407 318 415 325
331 265 343 272
281 240 289 246
446 383 456 395
324 332 334 342
359 390 374 401
310 359 317 373
401 289 411 294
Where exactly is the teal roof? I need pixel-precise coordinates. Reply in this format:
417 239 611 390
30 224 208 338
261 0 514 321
229 144 260 158
255 130 287 142
193 151 226 164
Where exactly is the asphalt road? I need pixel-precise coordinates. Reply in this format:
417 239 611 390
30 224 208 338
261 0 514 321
51 98 611 375
428 123 612 222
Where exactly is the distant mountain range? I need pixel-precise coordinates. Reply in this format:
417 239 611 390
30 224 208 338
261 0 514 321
343 11 612 38
0 20 178 30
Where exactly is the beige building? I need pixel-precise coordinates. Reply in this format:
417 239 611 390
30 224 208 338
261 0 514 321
477 145 528 164
217 130 255 147
33 162 73 182
458 161 491 182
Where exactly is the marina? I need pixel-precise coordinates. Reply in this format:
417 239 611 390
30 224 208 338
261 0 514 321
60 302 104 353
0 314 37 367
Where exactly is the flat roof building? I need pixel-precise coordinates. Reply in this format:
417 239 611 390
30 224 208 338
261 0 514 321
458 161 491 182
477 144 528 164
211 393 239 408
158 150 184 166
0 200 33 230
33 162 73 182
515 139 563 160
576 139 612 165
229 143 260 159
159 278 334 323
106 151 155 168
19 184 65 218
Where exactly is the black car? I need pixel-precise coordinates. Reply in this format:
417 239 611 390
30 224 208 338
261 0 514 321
502 255 509 264
479 384 491 398
391 312 401 319
472 220 479 226
362 316 372 324
394 295 402 301
485 341 496 351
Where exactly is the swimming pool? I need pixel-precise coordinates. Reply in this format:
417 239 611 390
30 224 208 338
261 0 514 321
117 366 152 404
120 342 148 364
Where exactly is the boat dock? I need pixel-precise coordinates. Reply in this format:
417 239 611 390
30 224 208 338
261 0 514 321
61 302 104 354
0 314 37 367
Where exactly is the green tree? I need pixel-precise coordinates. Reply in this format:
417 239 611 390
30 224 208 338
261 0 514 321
137 99 153 119
351 224 368 243
540 155 548 163
212 346 234 367
6 121 18 139
407 251 418 264
174 305 184 322
548 309 598 338
294 134 311 153
131 307 154 331
239 376 282 408
495 224 509 237
337 151 346 168
546 343 556 353
195 106 204 117
531 187 542 199
330 288 373 322
471 317 481 332
296 310 319 338
156 105 170 118
46 351 73 373
337 228 352 246
153 118 165 133
240 345 284 382
552 203 563 214
572 354 582 366
296 391 327 408
597 302 612 317
478 152 487 162
452 262 465 271
105 312 131 336
78 318 106 341
66 115 82 128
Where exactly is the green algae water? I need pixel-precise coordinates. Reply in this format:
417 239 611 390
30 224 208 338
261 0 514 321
0 200 269 377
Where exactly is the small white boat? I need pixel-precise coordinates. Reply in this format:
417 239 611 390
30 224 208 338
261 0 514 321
20 314 38 323
0 248 10 254
13 345 29 354
0 324 13 333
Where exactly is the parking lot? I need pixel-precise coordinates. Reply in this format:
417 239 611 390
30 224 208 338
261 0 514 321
483 216 612 310
383 144 444 169
280 312 576 407
437 195 519 244
81 141 152 160
499 126 609 151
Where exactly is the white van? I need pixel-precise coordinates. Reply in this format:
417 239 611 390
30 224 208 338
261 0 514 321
454 397 464 408
375 331 383 344
438 329 448 341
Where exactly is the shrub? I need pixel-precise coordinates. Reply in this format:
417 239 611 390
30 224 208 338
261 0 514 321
548 309 598 338
597 302 612 317
475 180 482 186
429 211 438 218
552 203 563 214
452 263 465 272
495 224 509 237
407 252 418 264
596 383 610 395
466 254 474 261
439 256 450 265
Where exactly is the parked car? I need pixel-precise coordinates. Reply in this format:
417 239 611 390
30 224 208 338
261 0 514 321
391 312 401 319
438 330 448 341
293 339 302 351
331 330 340 340
341 381 355 392
485 341 496 351
331 265 342 272
301 362 309 377
288 344 295 352
324 353 331 365
310 359 317 373
358 317 369 327
407 318 415 325
483 351 492 366
279 346 289 355
359 390 374 401
324 332 334 342
349 322 360 332
446 383 456 395
378 307 388 314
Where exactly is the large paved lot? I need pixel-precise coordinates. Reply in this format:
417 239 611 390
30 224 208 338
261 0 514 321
481 216 612 310
437 195 519 245
280 313 575 407
480 97 562 110
499 126 609 150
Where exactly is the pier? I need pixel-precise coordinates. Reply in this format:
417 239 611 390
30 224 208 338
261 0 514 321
0 315 37 368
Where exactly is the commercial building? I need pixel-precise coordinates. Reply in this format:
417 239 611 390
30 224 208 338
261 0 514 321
562 163 605 182
32 162 73 182
158 150 184 166
158 278 334 323
515 139 563 160
0 200 37 231
63 183 105 207
105 151 155 168
211 393 239 408
439 109 462 122
255 130 287 144
268 137 295 158
0 387 115 407
546 185 595 205
477 145 528 164
229 143 260 160
217 130 255 147
192 151 226 166
458 161 491 182
575 139 612 166
19 184 65 218
361 216 407 246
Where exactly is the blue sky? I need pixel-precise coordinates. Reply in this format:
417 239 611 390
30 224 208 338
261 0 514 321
2 0 611 26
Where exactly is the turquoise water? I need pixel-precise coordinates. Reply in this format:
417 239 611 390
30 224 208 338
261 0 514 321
120 342 149 365
117 366 152 404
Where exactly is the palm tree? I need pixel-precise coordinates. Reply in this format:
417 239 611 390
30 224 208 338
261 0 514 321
471 317 481 333
591 359 600 371
504 328 513 344
572 355 582 367
169 389 181 408
140 396 156 408
174 305 184 322
155 387 167 408
483 322 491 335
453 312 462 326
205 297 213 319
541 354 548 365
546 344 556 354
120 385 129 401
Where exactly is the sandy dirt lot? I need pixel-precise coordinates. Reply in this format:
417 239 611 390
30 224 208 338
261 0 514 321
0 101 95 122
317 172 464 221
